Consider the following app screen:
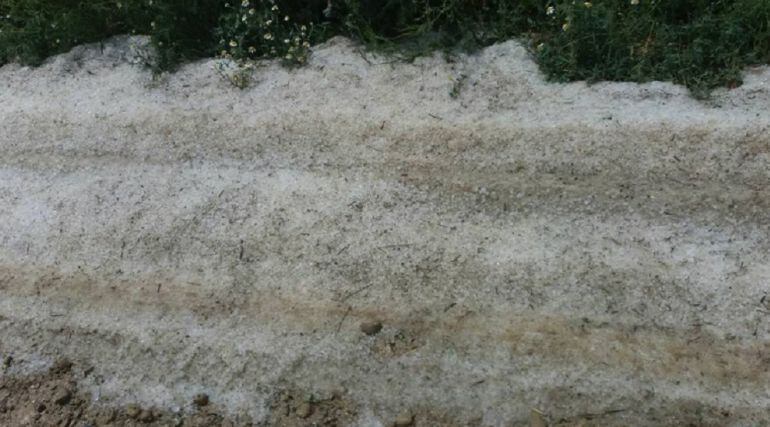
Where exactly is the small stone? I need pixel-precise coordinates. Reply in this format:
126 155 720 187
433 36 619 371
193 393 209 407
331 387 347 399
53 388 72 405
360 321 383 336
138 409 154 423
394 411 414 426
295 402 312 419
35 402 46 413
96 408 116 424
125 404 141 419
51 359 73 374
530 408 546 427
2 356 12 368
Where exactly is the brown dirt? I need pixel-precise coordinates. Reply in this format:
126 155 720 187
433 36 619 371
0 358 764 426
264 389 357 427
0 360 478 427
0 359 249 427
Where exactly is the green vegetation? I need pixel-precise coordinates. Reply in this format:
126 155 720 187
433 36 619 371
1 0 769 95
536 0 770 97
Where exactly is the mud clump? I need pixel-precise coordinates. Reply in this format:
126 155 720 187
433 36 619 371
125 403 141 419
53 386 73 405
373 328 423 357
360 320 383 336
192 393 210 407
267 389 357 426
393 410 414 426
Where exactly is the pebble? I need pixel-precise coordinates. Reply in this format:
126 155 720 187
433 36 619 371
394 410 414 426
530 408 546 427
360 321 383 336
96 408 116 424
53 388 72 405
295 402 312 419
125 404 141 419
192 393 209 407
331 387 347 399
51 359 73 374
138 409 155 423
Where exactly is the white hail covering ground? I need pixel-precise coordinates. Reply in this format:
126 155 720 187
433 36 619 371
0 36 769 425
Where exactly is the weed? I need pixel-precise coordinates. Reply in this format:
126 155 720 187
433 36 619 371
214 58 256 89
536 0 770 97
449 72 468 98
1 0 768 95
214 0 313 66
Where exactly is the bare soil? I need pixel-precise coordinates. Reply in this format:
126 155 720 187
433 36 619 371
1 36 768 426
0 359 246 426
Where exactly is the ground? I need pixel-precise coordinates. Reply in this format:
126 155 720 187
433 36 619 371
0 36 768 426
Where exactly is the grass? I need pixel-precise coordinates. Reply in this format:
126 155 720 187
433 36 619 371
535 0 770 97
1 0 769 96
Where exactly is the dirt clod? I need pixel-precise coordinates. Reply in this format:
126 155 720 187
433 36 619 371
530 408 546 427
360 320 383 335
268 389 357 426
394 410 414 426
193 393 209 407
96 408 116 424
51 359 73 374
125 404 141 419
295 402 312 418
139 408 155 422
54 387 73 405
